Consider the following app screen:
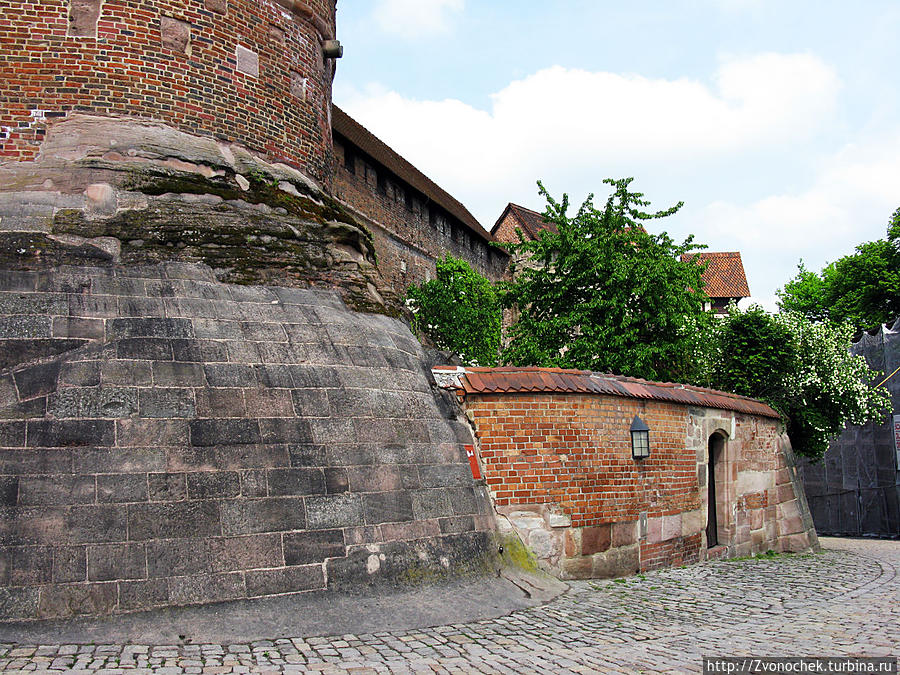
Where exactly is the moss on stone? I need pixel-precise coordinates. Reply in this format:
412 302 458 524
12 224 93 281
45 190 401 316
0 232 116 269
22 159 402 314
121 164 373 249
122 170 241 202
396 552 498 586
499 532 539 573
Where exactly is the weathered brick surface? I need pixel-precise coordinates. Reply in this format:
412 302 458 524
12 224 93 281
469 395 702 524
0 264 495 620
0 0 336 187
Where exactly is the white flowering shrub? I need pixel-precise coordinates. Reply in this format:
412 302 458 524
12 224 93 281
777 312 891 458
708 305 890 459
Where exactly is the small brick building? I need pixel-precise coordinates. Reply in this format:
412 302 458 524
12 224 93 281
683 252 751 315
435 366 818 579
491 203 558 245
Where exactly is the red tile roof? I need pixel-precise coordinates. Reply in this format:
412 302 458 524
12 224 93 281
451 366 778 418
332 105 495 244
684 252 750 299
491 203 558 241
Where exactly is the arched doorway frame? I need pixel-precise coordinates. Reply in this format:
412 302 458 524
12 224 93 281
707 430 730 550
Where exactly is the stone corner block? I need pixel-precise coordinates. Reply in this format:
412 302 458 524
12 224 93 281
546 511 571 528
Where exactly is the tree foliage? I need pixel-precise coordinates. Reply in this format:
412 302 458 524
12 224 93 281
775 262 831 323
405 181 891 461
777 209 900 330
406 255 501 366
780 313 890 458
708 306 890 460
710 305 797 400
500 178 710 383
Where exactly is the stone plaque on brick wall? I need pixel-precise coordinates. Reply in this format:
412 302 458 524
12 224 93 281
291 73 308 101
68 0 102 37
160 16 191 55
204 0 226 14
236 45 259 78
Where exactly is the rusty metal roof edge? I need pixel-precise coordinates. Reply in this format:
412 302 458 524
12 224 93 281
457 367 779 418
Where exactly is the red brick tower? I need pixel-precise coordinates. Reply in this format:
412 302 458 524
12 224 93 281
0 0 390 308
0 0 340 187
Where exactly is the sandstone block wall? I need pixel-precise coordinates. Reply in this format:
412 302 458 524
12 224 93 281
0 114 397 315
458 390 818 580
0 264 495 621
0 0 337 186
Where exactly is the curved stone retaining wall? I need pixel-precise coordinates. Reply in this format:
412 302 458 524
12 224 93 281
0 264 495 621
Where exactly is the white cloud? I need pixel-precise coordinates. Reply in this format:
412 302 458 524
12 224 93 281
371 0 464 38
694 130 900 310
698 131 900 254
338 52 840 217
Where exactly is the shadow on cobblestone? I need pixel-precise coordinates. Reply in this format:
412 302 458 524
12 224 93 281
0 538 896 673
0 572 561 646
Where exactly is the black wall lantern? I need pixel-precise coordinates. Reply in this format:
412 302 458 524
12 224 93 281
630 415 650 459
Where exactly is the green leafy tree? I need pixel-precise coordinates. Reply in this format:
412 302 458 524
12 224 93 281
500 178 710 383
889 206 900 240
406 255 501 366
777 208 900 329
709 305 890 460
776 262 831 323
712 305 797 400
823 238 900 328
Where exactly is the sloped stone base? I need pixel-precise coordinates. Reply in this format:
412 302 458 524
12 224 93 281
0 263 496 621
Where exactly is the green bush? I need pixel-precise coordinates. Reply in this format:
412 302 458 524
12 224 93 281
406 255 501 366
709 306 890 460
712 305 797 400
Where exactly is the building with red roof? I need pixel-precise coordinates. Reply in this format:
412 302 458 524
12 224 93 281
493 202 751 313
683 252 751 315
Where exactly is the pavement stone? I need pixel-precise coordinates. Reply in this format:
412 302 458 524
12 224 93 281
0 537 897 673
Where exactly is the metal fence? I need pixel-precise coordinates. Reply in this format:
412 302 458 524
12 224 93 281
798 318 900 538
805 486 899 537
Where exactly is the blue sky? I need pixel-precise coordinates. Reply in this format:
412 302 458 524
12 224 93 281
333 1 900 309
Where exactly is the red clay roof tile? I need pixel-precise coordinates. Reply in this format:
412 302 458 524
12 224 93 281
684 251 750 299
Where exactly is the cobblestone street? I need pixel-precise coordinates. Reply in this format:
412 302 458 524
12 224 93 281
1 537 897 674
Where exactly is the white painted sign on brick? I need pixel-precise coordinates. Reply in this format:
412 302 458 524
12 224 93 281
236 45 259 78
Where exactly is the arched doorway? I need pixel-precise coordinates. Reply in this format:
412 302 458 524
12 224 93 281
706 433 726 548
